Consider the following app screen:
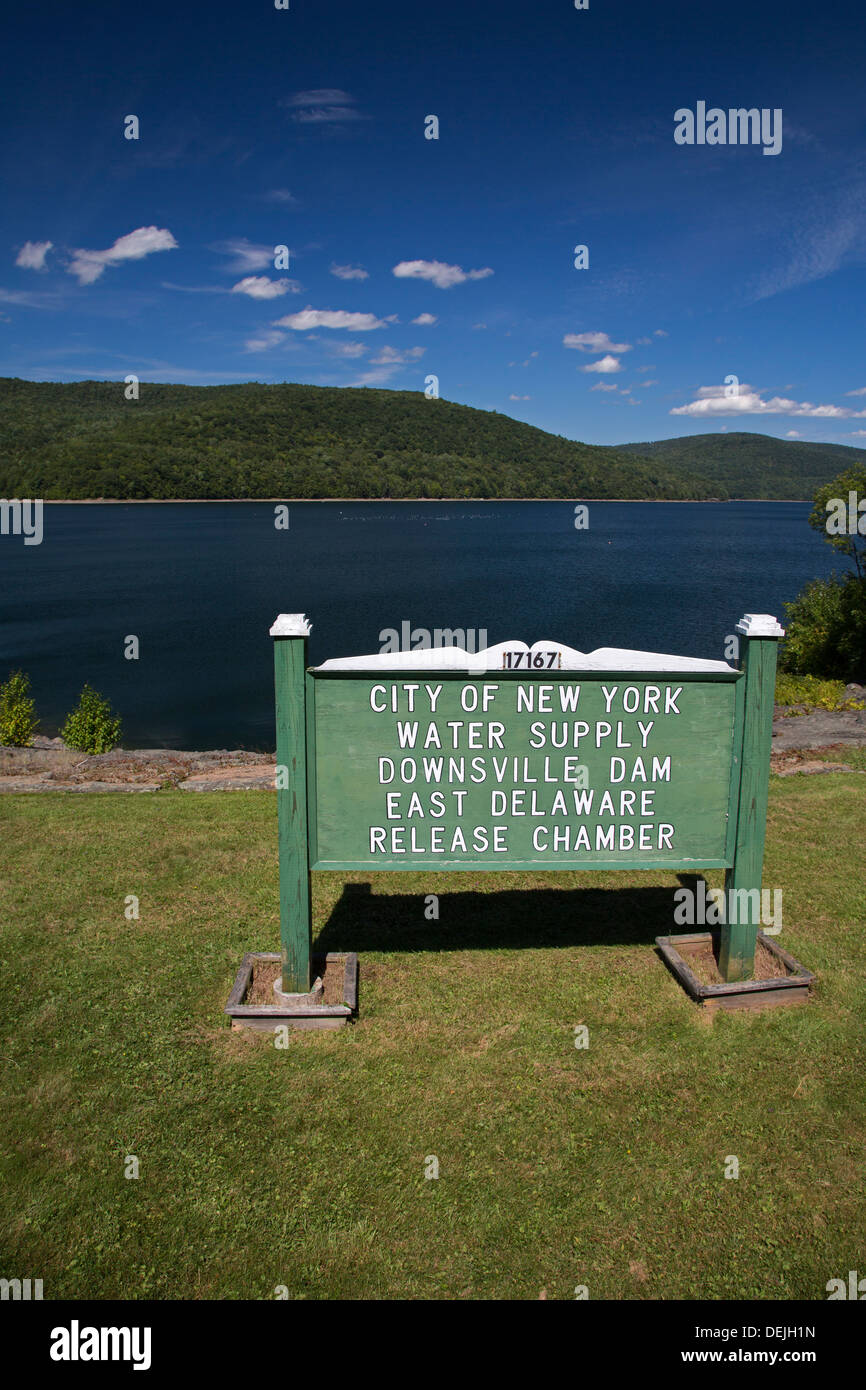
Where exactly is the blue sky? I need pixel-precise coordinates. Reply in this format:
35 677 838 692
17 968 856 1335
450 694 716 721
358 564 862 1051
2 0 866 447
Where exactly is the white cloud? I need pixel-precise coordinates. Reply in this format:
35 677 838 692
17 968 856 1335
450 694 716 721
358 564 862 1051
351 366 403 386
330 263 369 281
286 88 355 105
509 394 531 401
295 108 363 124
845 386 866 396
329 342 368 358
274 305 387 330
411 312 437 325
0 286 61 308
671 384 866 418
786 430 802 437
591 382 619 392
162 281 227 294
750 206 863 302
654 329 668 337
245 329 286 352
16 240 52 271
846 430 866 437
68 226 177 285
369 345 425 364
231 276 300 300
284 90 364 123
392 259 493 289
210 238 274 273
263 189 296 204
582 354 622 374
564 331 631 354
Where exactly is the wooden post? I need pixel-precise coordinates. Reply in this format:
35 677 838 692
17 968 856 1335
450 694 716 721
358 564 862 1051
270 613 313 994
719 613 784 982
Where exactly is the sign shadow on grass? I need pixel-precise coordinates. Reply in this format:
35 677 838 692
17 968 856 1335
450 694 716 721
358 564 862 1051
312 875 711 955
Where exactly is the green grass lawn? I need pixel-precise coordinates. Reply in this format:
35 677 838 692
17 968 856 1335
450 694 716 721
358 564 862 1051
1 777 864 1301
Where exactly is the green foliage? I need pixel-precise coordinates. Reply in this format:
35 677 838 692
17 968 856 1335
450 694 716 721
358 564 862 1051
808 466 866 578
0 377 725 501
779 574 866 683
5 382 866 502
775 673 865 711
60 683 122 754
0 669 38 746
778 466 866 682
619 431 866 500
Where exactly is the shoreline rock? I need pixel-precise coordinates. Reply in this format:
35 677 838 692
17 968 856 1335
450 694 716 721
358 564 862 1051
0 742 276 792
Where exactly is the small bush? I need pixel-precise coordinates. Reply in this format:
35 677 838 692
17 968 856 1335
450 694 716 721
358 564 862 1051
774 673 864 711
60 684 122 754
0 670 39 746
779 574 866 684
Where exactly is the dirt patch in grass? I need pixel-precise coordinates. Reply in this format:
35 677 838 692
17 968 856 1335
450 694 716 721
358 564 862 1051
246 958 281 1004
245 955 346 1005
771 742 866 776
322 959 346 1006
686 939 790 986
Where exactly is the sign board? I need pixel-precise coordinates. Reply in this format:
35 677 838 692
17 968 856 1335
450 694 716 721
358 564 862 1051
270 614 784 992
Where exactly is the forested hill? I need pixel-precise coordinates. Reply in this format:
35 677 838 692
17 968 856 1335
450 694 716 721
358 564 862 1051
0 377 724 501
617 432 864 500
4 380 855 501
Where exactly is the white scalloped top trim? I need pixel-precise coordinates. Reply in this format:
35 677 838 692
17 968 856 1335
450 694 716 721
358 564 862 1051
313 638 738 674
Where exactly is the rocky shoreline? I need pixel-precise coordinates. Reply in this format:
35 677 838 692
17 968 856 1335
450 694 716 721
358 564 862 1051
2 703 865 792
0 739 276 792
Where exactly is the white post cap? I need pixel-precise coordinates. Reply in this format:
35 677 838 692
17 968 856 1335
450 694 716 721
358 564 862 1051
269 613 312 638
735 613 785 638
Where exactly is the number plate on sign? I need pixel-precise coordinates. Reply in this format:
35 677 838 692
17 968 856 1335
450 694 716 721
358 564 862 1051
501 650 562 669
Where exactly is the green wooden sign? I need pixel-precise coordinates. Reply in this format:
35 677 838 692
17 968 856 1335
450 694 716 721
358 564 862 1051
270 614 784 993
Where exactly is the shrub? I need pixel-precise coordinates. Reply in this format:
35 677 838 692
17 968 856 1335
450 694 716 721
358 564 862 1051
0 670 39 746
774 673 864 711
60 684 122 754
779 574 866 684
809 466 866 579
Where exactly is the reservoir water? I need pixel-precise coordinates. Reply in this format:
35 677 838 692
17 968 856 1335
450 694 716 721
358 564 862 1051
0 500 841 749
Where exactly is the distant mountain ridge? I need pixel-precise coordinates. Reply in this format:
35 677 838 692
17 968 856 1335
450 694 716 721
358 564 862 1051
0 378 721 501
0 378 857 501
616 431 864 500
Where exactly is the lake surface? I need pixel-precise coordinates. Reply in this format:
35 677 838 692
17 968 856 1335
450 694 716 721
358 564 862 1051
0 501 841 749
